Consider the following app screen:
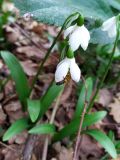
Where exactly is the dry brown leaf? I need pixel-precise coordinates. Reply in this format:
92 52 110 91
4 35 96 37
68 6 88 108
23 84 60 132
21 60 37 76
16 46 45 59
98 89 113 106
109 98 120 123
58 146 73 160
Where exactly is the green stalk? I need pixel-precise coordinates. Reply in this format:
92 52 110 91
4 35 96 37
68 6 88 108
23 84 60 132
87 30 119 112
28 12 80 96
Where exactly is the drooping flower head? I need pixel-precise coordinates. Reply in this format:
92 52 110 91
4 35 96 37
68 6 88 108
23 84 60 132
101 16 117 38
64 15 90 52
55 48 81 84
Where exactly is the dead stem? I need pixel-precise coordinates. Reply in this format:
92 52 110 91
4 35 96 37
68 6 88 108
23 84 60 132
42 90 63 160
73 76 88 160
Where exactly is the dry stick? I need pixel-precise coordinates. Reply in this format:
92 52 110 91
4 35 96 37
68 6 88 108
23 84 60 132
22 134 37 160
73 76 88 160
42 90 63 160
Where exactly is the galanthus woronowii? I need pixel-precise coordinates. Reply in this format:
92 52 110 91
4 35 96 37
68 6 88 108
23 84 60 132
55 49 81 84
64 15 90 52
101 16 117 38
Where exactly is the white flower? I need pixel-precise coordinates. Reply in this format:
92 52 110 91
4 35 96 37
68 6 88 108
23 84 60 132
55 57 81 83
64 24 90 51
101 16 117 38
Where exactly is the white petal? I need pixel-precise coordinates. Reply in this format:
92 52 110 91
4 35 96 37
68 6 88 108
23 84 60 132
101 16 116 31
64 24 76 39
108 25 117 38
69 26 82 51
69 25 90 51
70 60 81 82
55 59 70 82
79 26 90 50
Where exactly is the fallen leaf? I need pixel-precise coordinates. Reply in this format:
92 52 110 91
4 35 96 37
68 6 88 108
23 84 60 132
98 89 113 106
109 98 120 123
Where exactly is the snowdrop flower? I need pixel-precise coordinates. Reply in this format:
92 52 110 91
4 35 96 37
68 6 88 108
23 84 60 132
64 24 90 51
55 57 81 84
101 16 117 38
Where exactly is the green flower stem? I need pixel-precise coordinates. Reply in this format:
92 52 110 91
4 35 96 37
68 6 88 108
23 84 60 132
28 12 80 96
87 31 119 113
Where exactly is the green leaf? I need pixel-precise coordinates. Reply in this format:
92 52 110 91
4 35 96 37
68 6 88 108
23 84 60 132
13 0 114 45
74 77 93 119
85 129 117 159
14 0 113 26
53 111 106 142
90 28 114 45
82 111 107 128
29 124 55 134
107 0 120 11
0 51 29 105
3 118 29 141
39 82 63 118
27 99 41 122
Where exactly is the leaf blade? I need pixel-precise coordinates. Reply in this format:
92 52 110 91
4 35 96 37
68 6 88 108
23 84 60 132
53 111 106 142
27 99 41 122
74 77 93 119
3 118 29 141
29 124 55 134
85 129 117 159
14 0 113 26
0 51 29 105
39 82 63 118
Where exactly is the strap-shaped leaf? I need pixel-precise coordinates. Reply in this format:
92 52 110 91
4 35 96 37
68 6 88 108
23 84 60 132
39 82 63 118
85 129 117 159
3 118 29 141
0 51 29 106
53 111 106 142
29 124 55 134
27 99 41 122
74 77 93 119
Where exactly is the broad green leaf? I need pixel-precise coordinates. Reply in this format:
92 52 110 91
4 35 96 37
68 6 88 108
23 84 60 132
3 118 29 141
53 111 106 142
90 28 114 45
39 82 63 118
13 0 114 45
107 0 120 11
0 51 29 105
14 0 113 26
27 99 41 122
74 77 93 119
85 129 117 159
29 124 55 134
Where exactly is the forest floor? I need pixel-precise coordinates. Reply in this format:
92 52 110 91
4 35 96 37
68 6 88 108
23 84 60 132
0 17 120 160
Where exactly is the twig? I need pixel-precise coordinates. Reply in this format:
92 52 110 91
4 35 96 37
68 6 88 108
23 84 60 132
73 76 88 160
42 90 63 160
22 135 37 160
